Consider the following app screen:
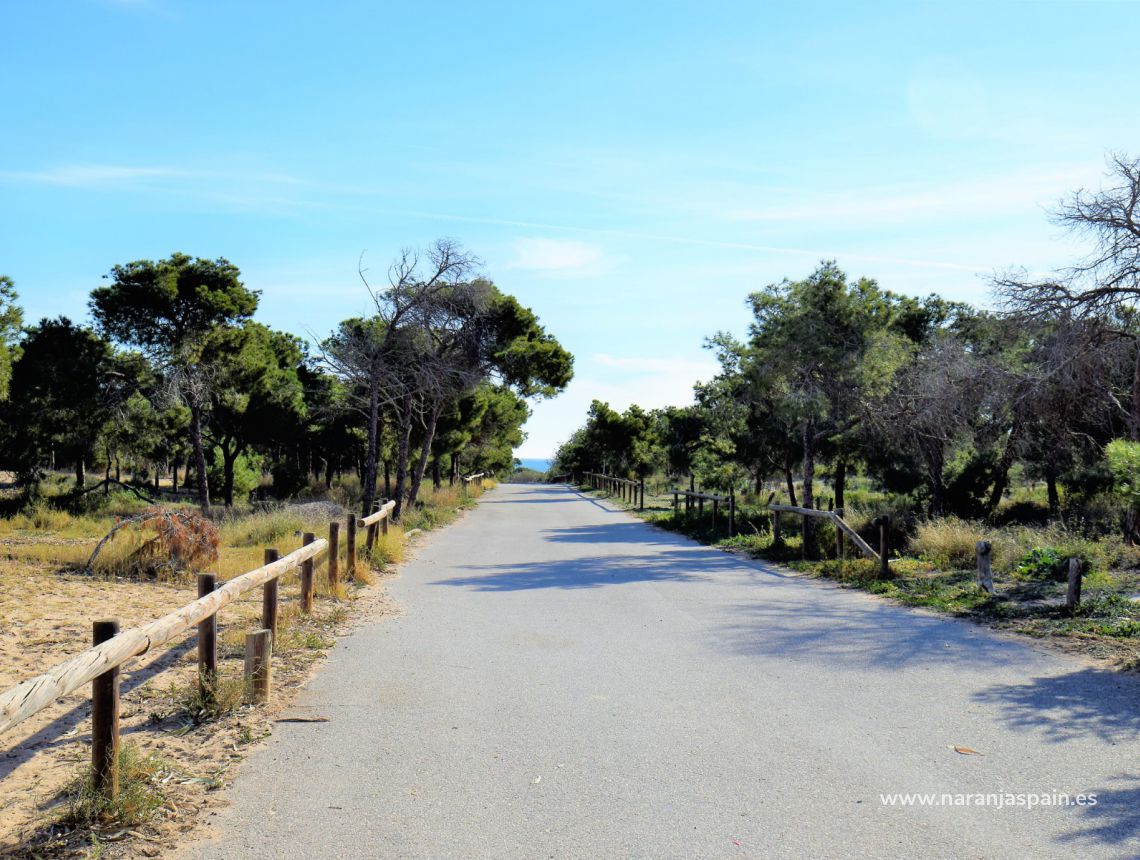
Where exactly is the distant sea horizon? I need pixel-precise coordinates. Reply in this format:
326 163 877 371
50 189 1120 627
516 457 553 473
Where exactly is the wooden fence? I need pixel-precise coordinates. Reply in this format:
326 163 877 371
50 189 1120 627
767 503 889 577
0 501 397 806
583 472 645 511
669 489 736 537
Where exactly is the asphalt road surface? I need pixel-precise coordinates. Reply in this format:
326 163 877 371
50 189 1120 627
187 483 1140 859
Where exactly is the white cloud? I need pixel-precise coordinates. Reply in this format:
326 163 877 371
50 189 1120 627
506 238 605 274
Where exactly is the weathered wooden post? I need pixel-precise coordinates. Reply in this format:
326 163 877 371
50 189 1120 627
197 573 218 700
92 619 120 803
873 515 891 578
672 490 679 516
976 540 994 594
698 495 705 518
262 548 279 638
1066 557 1084 612
328 521 340 590
244 629 273 704
301 532 316 613
834 508 844 560
346 515 357 580
773 509 782 543
639 478 645 511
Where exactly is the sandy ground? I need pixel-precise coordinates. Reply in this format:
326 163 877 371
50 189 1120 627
0 553 400 858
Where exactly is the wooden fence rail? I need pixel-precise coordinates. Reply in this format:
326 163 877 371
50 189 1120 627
669 488 736 537
0 504 388 805
767 503 888 576
359 499 397 557
583 472 645 511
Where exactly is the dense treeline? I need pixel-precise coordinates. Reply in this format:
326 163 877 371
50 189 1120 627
0 240 573 519
554 156 1140 550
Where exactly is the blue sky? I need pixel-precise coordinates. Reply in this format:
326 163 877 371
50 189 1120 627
3 1 1139 457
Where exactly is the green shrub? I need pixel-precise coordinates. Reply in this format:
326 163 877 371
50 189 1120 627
1013 546 1066 580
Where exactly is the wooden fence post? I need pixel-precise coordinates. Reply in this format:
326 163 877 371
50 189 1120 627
639 478 645 511
672 491 679 516
244 629 272 704
346 516 357 580
773 509 782 543
835 508 844 560
1066 557 1084 612
92 619 120 803
712 498 719 533
976 540 994 594
301 532 316 613
197 573 218 700
262 548 279 638
366 501 380 557
328 522 340 591
874 516 891 578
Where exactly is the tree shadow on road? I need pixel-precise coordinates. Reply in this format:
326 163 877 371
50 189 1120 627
971 668 1140 745
714 595 1032 671
1055 774 1140 852
432 549 737 591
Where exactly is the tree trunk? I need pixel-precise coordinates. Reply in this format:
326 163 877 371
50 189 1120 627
392 400 414 521
834 459 846 511
171 458 178 492
450 453 459 486
407 404 442 510
784 460 798 507
984 424 1020 518
188 402 211 514
384 458 392 497
324 459 335 490
222 442 239 509
801 419 816 558
76 457 85 490
1130 336 1140 441
1046 465 1060 517
362 381 380 517
432 457 442 490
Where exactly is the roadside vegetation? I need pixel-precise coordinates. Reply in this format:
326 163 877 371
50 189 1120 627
0 238 537 859
0 477 492 858
557 156 1140 670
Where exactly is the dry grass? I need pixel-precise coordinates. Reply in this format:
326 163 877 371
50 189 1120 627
910 517 988 569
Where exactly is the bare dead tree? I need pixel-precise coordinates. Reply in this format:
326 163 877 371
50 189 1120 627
996 154 1140 440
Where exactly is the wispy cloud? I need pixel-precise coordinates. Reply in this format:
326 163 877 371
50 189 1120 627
724 164 1102 227
506 238 605 275
0 164 201 188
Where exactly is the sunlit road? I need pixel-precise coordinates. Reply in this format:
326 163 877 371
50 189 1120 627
188 483 1140 859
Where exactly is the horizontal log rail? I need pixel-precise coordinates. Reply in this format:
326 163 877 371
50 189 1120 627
0 538 327 737
669 487 735 536
767 503 888 575
583 472 645 511
357 499 396 528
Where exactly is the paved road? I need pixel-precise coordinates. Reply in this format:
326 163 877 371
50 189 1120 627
189 484 1140 859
